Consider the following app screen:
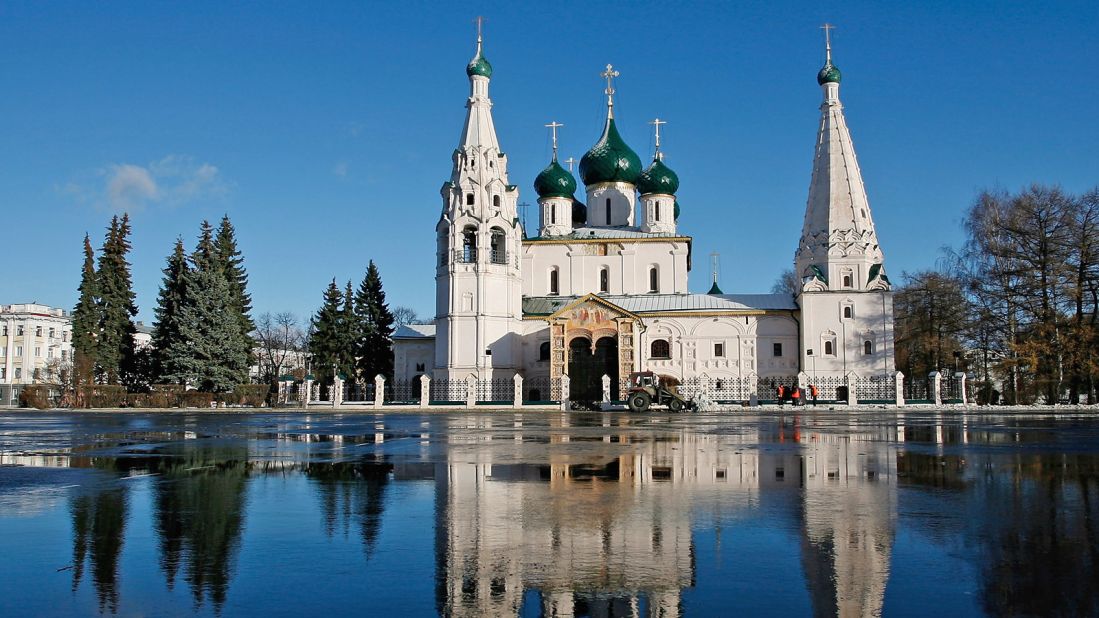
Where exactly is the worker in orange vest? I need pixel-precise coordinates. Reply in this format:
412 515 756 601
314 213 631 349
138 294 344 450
792 386 801 407
777 384 786 406
810 384 819 406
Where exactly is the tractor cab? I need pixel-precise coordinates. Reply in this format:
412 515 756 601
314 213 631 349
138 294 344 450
626 371 693 413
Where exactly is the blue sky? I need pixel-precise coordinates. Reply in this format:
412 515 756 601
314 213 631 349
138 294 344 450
1 1 1096 324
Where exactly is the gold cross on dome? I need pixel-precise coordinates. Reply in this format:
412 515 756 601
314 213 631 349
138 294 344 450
821 23 835 61
602 64 620 98
545 121 564 156
649 118 667 153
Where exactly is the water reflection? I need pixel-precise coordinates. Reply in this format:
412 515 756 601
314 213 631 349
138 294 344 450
0 411 1097 616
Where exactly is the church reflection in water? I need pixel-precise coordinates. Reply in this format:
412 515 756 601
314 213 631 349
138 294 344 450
423 414 899 618
6 412 1097 616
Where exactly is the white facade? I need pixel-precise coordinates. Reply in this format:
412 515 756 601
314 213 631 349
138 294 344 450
0 303 73 385
397 36 895 395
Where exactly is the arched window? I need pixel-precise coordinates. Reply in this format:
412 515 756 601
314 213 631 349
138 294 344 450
490 227 506 264
550 204 556 225
462 226 478 263
649 266 659 293
493 195 501 208
605 198 612 225
843 274 853 287
549 268 559 295
824 340 834 356
843 306 852 319
466 193 475 206
864 340 873 355
651 339 670 359
539 342 551 361
655 201 661 221
599 267 609 293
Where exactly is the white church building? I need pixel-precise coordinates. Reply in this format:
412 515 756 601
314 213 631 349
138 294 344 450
394 30 895 402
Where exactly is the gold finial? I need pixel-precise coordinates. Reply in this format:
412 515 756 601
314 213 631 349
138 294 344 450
649 118 667 158
564 157 576 172
545 121 564 159
601 64 620 118
821 23 835 64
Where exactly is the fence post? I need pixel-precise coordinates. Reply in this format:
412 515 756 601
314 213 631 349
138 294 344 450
420 376 431 408
895 371 905 407
930 371 942 406
303 377 313 409
560 374 571 411
845 372 859 406
332 375 343 408
956 372 968 405
374 375 385 409
466 375 477 408
513 374 523 408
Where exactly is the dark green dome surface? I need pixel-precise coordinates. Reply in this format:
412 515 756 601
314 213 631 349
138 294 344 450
637 157 679 195
579 118 642 185
572 200 587 225
817 62 841 85
674 200 680 221
534 159 577 199
467 48 493 78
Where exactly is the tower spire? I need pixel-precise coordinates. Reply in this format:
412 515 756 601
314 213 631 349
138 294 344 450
822 23 834 64
545 121 563 161
601 64 620 119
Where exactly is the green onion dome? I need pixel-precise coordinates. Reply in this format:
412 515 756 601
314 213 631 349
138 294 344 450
533 158 577 199
579 118 642 185
637 156 679 196
467 47 493 78
817 62 841 85
572 200 587 225
674 200 680 221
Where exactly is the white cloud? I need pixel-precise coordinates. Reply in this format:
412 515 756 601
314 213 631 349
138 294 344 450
332 161 349 177
63 154 228 212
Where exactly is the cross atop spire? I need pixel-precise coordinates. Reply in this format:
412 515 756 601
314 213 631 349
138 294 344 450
545 121 564 160
474 16 485 44
564 157 576 172
601 64 620 118
821 23 835 63
649 118 667 158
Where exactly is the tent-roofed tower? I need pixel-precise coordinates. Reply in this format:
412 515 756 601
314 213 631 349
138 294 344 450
795 26 895 379
435 20 523 380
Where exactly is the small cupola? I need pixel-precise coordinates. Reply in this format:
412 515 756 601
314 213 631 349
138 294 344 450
637 155 679 196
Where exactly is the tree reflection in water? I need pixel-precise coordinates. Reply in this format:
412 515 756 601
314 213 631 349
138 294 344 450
306 457 393 560
69 485 128 614
151 446 250 611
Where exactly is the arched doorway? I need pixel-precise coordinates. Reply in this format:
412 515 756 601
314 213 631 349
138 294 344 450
568 336 619 401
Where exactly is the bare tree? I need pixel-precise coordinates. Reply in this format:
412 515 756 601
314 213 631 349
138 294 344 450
770 269 800 297
391 305 422 327
253 312 306 384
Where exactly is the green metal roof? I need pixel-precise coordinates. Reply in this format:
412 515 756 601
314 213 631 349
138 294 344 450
533 158 577 199
707 281 723 295
817 62 841 85
579 117 642 185
637 157 679 195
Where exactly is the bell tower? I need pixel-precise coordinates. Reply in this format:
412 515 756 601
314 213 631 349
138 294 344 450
795 26 895 378
435 22 523 379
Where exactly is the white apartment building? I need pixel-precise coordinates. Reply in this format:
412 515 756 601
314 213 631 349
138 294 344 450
0 303 74 387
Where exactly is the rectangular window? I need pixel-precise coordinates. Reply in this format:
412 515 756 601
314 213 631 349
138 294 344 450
649 268 659 293
599 268 609 293
0 368 5 379
714 343 725 357
16 346 23 356
36 327 42 337
62 350 68 360
773 343 783 357
14 368 21 379
49 328 55 338
47 349 53 359
35 347 41 357
17 326 24 336
605 199 612 225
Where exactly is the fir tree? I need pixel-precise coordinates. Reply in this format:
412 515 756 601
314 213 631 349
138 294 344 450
214 215 255 363
173 264 250 392
95 215 138 386
353 261 395 381
309 280 355 385
150 239 189 383
341 281 358 380
71 234 100 388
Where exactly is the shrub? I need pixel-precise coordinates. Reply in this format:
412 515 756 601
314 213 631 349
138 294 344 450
231 384 269 407
80 385 128 408
178 391 215 408
20 385 54 410
151 384 185 394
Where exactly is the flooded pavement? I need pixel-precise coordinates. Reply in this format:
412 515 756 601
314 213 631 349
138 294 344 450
1 409 1097 617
